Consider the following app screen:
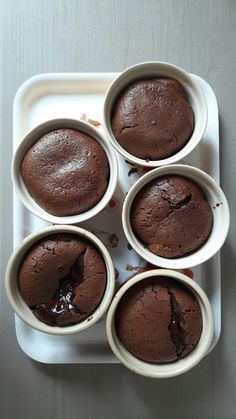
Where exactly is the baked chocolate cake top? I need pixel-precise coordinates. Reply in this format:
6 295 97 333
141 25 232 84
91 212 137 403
115 276 202 363
18 233 107 327
131 175 213 258
111 78 194 160
21 129 109 216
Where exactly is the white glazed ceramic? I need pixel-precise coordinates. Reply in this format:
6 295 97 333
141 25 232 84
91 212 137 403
103 61 207 167
5 225 115 335
11 118 118 224
122 164 230 269
106 269 214 378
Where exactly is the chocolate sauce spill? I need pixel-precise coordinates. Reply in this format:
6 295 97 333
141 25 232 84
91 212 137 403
168 287 187 357
31 251 86 326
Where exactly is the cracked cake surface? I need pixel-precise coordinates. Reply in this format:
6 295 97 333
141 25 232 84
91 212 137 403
115 277 202 363
18 233 107 326
131 175 213 258
21 129 110 216
111 78 194 160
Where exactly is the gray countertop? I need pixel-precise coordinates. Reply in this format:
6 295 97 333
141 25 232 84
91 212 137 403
0 1 236 418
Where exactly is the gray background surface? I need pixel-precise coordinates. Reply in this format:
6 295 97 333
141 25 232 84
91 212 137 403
0 1 235 418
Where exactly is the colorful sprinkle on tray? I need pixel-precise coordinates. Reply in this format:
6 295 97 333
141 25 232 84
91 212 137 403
80 113 101 127
182 268 194 279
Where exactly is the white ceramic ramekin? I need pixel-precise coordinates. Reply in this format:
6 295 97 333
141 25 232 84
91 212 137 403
11 118 118 224
122 164 230 269
106 269 214 378
5 225 115 335
103 61 207 167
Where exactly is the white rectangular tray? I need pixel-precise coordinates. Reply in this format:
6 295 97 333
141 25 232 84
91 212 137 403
13 72 220 363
